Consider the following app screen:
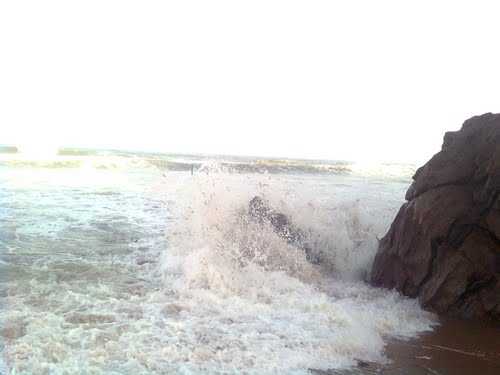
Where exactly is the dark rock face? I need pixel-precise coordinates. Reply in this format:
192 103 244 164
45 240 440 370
371 113 500 320
249 196 303 243
248 196 319 264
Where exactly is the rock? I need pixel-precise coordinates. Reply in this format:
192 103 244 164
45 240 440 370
249 196 302 243
371 113 500 320
248 196 319 264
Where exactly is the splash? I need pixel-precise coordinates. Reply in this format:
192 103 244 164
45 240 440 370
158 164 436 373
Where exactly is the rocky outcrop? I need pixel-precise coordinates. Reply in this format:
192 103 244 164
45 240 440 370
371 113 500 320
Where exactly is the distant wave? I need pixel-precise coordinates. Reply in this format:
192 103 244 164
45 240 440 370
58 148 101 156
0 147 416 180
0 159 83 169
0 156 155 171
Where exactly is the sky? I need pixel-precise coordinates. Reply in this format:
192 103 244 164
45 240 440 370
1 1 499 163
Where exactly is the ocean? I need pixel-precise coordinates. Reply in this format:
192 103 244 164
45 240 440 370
0 148 437 374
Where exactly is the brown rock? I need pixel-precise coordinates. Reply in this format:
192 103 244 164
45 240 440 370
371 113 500 320
486 208 500 240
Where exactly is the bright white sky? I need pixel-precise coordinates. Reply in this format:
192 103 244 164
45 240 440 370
1 1 499 163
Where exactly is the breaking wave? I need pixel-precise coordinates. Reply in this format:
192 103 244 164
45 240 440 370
0 156 157 171
157 164 435 373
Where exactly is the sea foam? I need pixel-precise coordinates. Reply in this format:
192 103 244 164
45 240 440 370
0 161 433 374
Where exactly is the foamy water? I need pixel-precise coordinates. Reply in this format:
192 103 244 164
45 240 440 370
0 151 435 374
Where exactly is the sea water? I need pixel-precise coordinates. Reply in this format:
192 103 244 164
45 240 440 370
0 150 436 374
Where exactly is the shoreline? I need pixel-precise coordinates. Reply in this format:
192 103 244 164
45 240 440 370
311 317 500 374
384 317 500 375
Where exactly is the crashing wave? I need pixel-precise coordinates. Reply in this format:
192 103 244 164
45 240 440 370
157 164 435 372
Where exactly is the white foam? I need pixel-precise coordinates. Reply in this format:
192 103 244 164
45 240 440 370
0 165 436 374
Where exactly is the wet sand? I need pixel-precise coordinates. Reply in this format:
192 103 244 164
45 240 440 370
311 317 500 375
383 317 500 375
